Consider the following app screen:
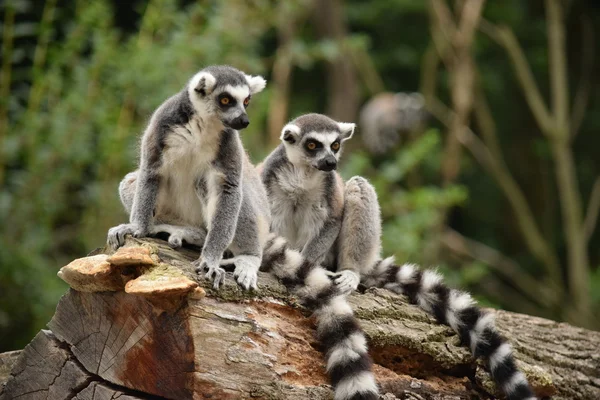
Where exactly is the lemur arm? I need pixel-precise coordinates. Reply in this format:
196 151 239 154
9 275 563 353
126 119 166 235
301 172 345 265
301 217 342 265
198 129 243 268
129 167 160 234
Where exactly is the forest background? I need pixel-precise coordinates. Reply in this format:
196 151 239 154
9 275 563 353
1 0 599 351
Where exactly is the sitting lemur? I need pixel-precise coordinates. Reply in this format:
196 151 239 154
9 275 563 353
107 66 379 400
258 113 538 400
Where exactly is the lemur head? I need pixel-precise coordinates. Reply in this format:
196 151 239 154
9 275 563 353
187 65 266 130
280 113 355 172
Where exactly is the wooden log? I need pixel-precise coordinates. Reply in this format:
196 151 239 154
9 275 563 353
2 236 599 399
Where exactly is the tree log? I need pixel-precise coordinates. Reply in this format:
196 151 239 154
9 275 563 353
1 237 599 399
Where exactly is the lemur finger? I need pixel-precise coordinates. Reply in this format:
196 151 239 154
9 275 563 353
237 270 258 291
116 230 126 247
192 260 205 275
336 283 353 295
106 229 117 249
208 267 226 289
133 229 147 239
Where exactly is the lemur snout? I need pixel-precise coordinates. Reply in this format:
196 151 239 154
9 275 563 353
317 155 337 171
228 114 249 130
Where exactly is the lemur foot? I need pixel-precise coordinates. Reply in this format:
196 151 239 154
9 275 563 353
194 260 226 289
229 255 259 291
150 224 206 249
168 235 183 249
107 223 147 249
330 270 360 294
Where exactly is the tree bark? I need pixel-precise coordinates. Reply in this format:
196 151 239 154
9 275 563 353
313 0 359 121
1 237 598 399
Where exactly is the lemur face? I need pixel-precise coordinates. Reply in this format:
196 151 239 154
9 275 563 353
280 113 355 171
188 65 266 130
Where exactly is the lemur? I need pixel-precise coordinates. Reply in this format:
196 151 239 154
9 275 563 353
107 67 379 400
259 113 538 400
359 92 427 154
107 65 270 291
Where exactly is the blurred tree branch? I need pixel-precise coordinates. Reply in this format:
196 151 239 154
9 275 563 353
267 1 314 146
429 0 484 185
348 46 385 96
427 0 593 325
546 0 590 322
584 176 600 242
314 0 358 121
478 20 553 133
441 228 556 308
571 15 594 138
471 84 563 284
427 96 562 303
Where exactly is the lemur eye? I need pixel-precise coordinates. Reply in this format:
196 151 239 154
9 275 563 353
220 97 230 105
307 142 317 150
331 142 340 151
243 97 250 106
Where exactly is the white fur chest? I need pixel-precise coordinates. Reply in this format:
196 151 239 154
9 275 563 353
155 116 223 225
269 166 329 249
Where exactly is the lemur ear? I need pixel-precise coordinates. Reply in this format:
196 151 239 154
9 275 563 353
191 72 216 96
338 122 356 141
245 74 267 94
280 123 300 144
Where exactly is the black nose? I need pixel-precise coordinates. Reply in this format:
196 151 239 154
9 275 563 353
317 156 337 171
229 115 249 130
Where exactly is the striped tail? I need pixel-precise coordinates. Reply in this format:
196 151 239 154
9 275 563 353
261 233 379 400
364 260 537 400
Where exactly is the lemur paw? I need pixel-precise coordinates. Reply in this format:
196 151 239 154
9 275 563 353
231 256 260 291
107 223 137 249
168 234 183 249
332 270 360 294
193 260 226 289
132 227 149 238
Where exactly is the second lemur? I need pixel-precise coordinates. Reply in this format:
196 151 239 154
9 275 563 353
259 113 538 400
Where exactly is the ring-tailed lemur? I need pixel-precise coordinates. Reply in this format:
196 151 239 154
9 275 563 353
259 113 538 400
359 92 427 154
107 68 379 400
107 65 271 291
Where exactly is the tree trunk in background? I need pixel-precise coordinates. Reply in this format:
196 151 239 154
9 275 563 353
267 3 300 147
429 0 485 185
1 237 599 400
314 0 359 121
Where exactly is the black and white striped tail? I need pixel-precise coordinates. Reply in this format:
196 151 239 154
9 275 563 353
364 259 537 400
262 233 379 400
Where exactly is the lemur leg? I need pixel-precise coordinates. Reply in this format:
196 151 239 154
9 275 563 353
110 171 207 249
224 193 269 290
334 176 382 293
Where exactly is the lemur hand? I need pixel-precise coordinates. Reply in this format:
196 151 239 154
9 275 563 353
194 259 226 289
231 255 259 291
332 270 360 294
107 223 148 249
